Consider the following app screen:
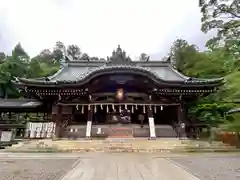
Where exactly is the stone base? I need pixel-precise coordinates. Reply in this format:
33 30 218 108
148 137 157 140
52 135 59 141
84 137 92 140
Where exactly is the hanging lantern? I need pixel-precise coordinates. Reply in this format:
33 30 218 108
148 95 152 100
149 105 152 110
76 104 79 110
143 105 146 114
100 104 103 110
161 105 163 111
94 105 97 113
81 106 84 114
116 88 124 100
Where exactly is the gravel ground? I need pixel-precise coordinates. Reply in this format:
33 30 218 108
169 155 240 180
0 158 78 180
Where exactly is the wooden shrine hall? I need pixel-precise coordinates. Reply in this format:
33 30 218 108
13 45 223 138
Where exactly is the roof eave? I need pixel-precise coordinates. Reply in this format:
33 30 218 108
15 79 224 88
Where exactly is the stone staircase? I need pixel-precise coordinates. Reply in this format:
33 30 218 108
155 125 178 137
2 138 238 153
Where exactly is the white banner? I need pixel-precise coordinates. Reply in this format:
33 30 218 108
86 121 92 137
26 122 55 138
148 117 156 138
1 131 13 142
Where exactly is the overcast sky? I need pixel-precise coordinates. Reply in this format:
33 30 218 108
0 0 213 59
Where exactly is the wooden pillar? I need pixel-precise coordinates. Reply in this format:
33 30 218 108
178 102 187 138
52 105 62 140
147 105 156 139
86 105 93 139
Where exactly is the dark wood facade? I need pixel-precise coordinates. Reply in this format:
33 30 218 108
13 46 223 138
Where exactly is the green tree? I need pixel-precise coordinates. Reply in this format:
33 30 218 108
52 41 66 62
0 52 6 62
139 53 150 61
169 39 198 73
0 54 28 98
67 45 81 60
12 43 29 58
80 53 90 60
27 59 44 78
199 0 240 54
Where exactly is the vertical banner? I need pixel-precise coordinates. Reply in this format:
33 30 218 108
148 117 156 138
86 121 92 138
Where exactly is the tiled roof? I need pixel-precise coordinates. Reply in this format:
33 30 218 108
16 60 224 86
0 99 42 108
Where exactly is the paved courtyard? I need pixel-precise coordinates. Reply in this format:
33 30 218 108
0 153 239 180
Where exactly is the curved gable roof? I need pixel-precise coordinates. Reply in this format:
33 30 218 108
14 46 223 87
49 62 187 82
16 60 223 87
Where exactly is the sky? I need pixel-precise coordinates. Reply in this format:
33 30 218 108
0 0 214 59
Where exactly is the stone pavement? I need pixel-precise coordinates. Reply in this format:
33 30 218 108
0 152 239 180
61 153 200 180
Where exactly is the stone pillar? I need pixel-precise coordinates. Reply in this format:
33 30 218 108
148 106 156 139
85 105 93 139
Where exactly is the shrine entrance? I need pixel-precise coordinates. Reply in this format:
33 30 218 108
57 72 184 138
69 103 180 126
61 102 180 138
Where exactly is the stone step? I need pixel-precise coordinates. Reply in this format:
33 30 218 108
3 139 238 153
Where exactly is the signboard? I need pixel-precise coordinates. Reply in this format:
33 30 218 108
148 117 156 138
1 131 13 142
86 121 92 138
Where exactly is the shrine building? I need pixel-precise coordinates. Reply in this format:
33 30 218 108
13 46 223 138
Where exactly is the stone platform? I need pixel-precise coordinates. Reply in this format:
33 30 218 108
2 138 238 153
64 124 178 138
